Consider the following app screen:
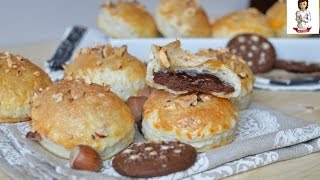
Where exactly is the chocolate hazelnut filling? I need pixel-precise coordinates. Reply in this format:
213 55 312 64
153 70 234 94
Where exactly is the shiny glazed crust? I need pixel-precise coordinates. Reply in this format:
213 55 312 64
212 8 274 37
64 44 147 100
142 90 238 152
97 1 158 38
0 52 52 122
155 0 211 37
31 80 135 159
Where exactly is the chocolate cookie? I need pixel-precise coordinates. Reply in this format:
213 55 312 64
227 33 276 73
112 141 197 178
274 60 320 73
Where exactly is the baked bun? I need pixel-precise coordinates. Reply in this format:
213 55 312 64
142 90 238 152
97 1 158 38
196 49 254 110
64 44 147 101
155 0 211 37
0 52 52 122
212 8 274 38
146 40 242 98
31 80 135 159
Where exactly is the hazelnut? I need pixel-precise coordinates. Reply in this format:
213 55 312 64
26 131 42 141
69 145 103 172
126 96 147 122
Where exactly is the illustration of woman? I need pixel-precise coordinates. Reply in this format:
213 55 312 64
296 0 311 30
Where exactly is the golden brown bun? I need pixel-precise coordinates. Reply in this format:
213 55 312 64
196 49 254 110
142 90 238 152
64 44 147 101
0 52 52 122
97 1 158 38
31 80 135 159
212 8 274 38
266 0 309 38
155 0 211 37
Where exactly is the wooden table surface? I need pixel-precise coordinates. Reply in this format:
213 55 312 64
1 41 320 179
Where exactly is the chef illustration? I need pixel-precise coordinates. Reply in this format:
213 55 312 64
295 0 311 30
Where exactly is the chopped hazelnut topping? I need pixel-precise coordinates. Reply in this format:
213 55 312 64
98 93 105 97
115 45 127 57
94 127 108 138
6 58 13 68
84 78 92 85
163 102 176 109
52 93 63 103
65 76 73 81
102 45 113 58
20 66 26 71
230 61 235 70
16 70 22 76
70 88 84 100
16 56 23 61
174 95 198 108
159 48 170 68
33 71 40 77
82 48 91 54
238 72 247 78
0 52 9 59
96 60 103 66
198 94 211 102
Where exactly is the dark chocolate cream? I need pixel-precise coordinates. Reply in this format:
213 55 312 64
153 70 234 94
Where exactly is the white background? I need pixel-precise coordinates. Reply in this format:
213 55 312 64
0 0 249 48
287 0 320 34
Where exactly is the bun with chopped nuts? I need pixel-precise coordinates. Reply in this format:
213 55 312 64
142 90 238 152
196 48 254 110
0 52 52 122
155 0 211 37
64 44 147 101
97 1 158 38
30 80 135 159
146 40 242 99
212 8 274 38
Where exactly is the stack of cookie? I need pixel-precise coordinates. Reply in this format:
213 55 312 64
140 40 254 152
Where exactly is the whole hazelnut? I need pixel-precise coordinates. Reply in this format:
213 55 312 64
69 145 103 172
126 96 147 121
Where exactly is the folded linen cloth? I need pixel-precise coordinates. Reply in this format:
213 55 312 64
0 103 319 179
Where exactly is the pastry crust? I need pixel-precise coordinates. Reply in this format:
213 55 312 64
0 52 52 122
146 40 242 98
212 8 274 38
155 0 211 37
31 80 135 159
97 1 158 38
196 48 254 109
142 90 238 152
64 44 147 100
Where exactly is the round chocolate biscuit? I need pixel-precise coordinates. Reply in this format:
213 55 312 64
275 60 320 73
112 141 197 178
227 33 276 73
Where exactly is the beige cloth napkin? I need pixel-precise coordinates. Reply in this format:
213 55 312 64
0 103 320 180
